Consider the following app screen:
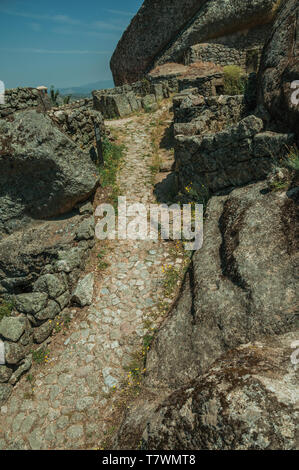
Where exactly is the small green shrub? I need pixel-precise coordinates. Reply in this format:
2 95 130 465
141 78 151 95
50 85 60 106
0 299 13 321
285 146 299 171
223 65 246 96
63 94 71 104
183 182 210 209
144 104 154 114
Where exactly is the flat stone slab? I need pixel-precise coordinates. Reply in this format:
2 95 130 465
0 317 25 342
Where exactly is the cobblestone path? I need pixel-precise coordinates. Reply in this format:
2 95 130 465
0 104 186 449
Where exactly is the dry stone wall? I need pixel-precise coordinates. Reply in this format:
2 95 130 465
0 205 96 404
184 23 272 72
173 92 246 136
0 87 50 118
92 79 170 119
47 104 105 153
175 115 294 196
178 71 224 95
0 90 103 404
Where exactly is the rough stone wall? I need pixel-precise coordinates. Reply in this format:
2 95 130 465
0 87 48 118
0 92 102 403
184 23 273 71
184 43 262 72
185 43 247 68
175 115 294 195
92 79 170 119
173 93 246 136
47 106 104 152
178 72 224 95
0 206 96 404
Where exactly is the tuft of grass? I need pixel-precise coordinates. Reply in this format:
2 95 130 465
100 136 124 187
285 146 299 171
97 248 110 271
223 65 246 96
141 78 151 95
99 136 125 209
32 347 49 365
0 299 14 321
162 264 180 297
144 103 154 114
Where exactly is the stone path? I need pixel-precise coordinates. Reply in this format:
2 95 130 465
0 104 185 449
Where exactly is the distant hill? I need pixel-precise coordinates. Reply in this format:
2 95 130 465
59 80 114 98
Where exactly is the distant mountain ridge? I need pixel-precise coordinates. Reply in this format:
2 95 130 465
59 80 114 97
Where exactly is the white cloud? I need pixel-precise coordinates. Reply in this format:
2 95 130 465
0 47 111 55
0 8 81 25
0 7 128 35
105 9 135 17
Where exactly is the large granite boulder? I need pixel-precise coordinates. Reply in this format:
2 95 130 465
140 332 298 450
153 0 279 68
110 0 279 85
110 0 204 85
0 110 99 236
257 0 299 144
145 182 298 390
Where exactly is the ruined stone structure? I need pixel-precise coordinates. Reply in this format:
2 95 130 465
172 89 294 196
47 102 104 153
111 0 281 85
92 79 169 119
0 0 298 450
0 90 103 402
175 115 293 196
0 87 51 119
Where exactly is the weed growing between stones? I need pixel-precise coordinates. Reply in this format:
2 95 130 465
268 146 299 192
62 312 71 330
223 65 247 95
31 347 49 365
0 299 14 321
144 103 154 114
98 425 117 450
97 248 110 271
99 136 125 210
162 264 180 297
285 146 299 172
53 320 62 334
176 182 210 215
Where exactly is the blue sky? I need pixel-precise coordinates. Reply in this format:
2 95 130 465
0 0 142 89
